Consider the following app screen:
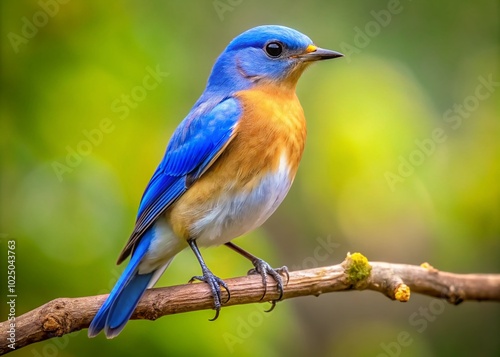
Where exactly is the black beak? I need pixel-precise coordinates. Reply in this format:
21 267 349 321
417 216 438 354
298 46 344 62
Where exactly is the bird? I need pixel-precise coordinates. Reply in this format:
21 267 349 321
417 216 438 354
88 24 343 339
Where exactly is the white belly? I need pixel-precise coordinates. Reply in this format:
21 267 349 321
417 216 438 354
193 153 292 247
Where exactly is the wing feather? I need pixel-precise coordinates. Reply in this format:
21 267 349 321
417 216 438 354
117 97 241 264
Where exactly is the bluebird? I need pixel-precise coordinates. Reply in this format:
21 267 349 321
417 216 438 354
88 25 343 338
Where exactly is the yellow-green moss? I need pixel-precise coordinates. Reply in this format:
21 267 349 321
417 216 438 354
344 252 372 284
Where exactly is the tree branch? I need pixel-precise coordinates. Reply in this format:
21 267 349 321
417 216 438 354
1 253 499 354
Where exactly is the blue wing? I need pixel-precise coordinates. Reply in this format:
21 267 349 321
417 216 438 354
117 96 242 263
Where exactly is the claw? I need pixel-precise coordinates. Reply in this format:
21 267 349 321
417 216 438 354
189 268 230 321
188 239 231 320
224 242 289 313
264 300 277 313
248 258 289 306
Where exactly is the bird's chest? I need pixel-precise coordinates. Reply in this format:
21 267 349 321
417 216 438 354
225 86 307 182
191 152 294 246
169 86 306 245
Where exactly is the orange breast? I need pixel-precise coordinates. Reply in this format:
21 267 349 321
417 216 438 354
167 83 307 240
232 84 307 177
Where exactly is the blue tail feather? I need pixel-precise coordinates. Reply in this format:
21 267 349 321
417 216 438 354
88 231 154 338
104 271 154 338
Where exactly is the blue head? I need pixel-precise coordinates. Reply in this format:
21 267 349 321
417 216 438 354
205 25 343 94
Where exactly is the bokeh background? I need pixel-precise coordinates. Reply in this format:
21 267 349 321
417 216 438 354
1 1 499 356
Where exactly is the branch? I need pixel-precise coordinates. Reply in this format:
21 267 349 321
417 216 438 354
1 253 499 354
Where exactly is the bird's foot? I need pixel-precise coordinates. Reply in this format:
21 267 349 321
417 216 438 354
189 267 230 321
247 258 289 312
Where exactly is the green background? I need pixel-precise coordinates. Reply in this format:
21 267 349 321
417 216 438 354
1 0 499 356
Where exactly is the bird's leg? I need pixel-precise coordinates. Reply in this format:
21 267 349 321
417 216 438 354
225 242 289 311
188 239 230 321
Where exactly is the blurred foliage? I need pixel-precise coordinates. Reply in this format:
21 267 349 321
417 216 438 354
1 1 499 356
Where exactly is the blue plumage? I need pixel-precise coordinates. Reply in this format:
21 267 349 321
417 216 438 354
116 97 242 264
208 26 314 90
161 98 241 177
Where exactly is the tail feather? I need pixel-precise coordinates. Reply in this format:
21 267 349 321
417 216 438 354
88 231 153 339
104 271 154 338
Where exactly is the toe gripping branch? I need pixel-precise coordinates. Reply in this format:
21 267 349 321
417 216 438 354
248 258 289 312
225 242 289 312
188 239 289 320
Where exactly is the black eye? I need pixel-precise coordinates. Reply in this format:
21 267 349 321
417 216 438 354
265 42 283 58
